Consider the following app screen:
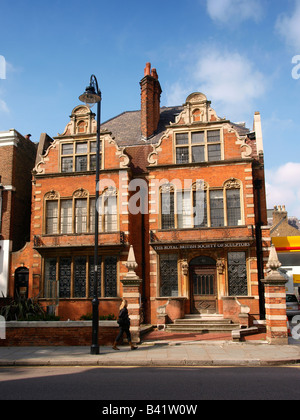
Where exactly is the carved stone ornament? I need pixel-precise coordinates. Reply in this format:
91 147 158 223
45 190 60 200
192 180 207 191
103 186 117 197
216 258 225 274
181 259 189 276
73 188 88 198
161 183 174 193
224 178 241 190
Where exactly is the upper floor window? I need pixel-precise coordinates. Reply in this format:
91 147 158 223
61 140 101 173
44 188 118 235
160 180 243 230
175 129 222 164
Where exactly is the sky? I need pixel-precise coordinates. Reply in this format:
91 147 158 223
1 0 300 217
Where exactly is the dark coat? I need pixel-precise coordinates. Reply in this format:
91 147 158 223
117 307 130 328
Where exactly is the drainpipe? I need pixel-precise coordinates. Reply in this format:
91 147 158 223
0 177 3 233
254 179 265 320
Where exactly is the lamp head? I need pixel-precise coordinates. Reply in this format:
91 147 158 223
79 83 101 108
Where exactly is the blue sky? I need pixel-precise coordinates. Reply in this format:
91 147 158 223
1 0 300 217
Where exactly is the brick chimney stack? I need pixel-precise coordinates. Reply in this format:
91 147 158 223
140 62 162 140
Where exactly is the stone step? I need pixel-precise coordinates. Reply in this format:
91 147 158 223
174 318 232 325
165 314 240 333
165 323 240 333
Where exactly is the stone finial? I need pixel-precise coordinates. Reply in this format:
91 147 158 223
263 245 287 285
267 245 282 272
125 246 138 279
122 246 142 287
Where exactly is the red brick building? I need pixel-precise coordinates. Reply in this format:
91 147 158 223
10 64 271 327
0 130 37 298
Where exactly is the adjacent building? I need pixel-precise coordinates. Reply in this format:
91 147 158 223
0 130 37 298
10 64 271 326
269 205 300 297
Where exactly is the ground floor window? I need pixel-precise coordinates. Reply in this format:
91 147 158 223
44 255 118 299
227 252 248 296
159 254 178 297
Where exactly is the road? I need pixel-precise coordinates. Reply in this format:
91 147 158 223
0 366 300 402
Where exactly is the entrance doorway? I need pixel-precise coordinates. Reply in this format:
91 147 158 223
189 256 217 314
14 267 29 299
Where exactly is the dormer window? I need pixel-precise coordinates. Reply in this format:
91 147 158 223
61 140 101 173
175 129 222 164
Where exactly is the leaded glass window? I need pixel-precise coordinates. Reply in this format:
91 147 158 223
44 255 118 299
193 189 207 228
104 193 118 232
175 130 222 164
74 256 87 298
210 190 224 227
60 200 73 234
160 254 178 297
228 252 248 296
161 189 175 229
44 258 57 298
89 256 102 298
226 189 241 226
59 257 71 298
177 191 192 229
61 140 102 173
75 199 87 233
46 201 58 234
104 256 118 297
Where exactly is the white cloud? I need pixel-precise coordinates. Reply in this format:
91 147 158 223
266 162 300 218
0 99 9 114
165 81 191 106
206 0 263 24
276 0 300 50
166 47 267 122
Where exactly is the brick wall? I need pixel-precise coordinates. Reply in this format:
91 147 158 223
0 321 119 346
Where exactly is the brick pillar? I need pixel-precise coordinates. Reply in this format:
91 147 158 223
121 246 142 343
262 245 288 345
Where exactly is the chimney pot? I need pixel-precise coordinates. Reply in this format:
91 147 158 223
151 68 158 79
144 62 151 77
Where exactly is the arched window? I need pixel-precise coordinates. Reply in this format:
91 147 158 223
44 191 60 234
159 179 243 230
224 179 243 226
91 187 118 233
44 188 119 235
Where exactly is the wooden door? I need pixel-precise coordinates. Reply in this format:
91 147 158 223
190 266 217 314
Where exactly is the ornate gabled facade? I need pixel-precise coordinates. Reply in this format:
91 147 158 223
10 63 271 329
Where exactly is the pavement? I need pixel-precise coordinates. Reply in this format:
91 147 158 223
0 336 300 367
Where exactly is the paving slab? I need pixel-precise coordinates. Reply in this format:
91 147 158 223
0 341 300 367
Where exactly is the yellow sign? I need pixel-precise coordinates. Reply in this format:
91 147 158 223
272 236 300 253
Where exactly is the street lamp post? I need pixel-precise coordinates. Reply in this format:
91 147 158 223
79 75 102 355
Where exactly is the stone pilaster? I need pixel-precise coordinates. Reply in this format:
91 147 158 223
121 246 142 343
262 245 288 345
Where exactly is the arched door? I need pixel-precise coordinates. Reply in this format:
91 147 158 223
14 267 29 299
189 256 217 314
